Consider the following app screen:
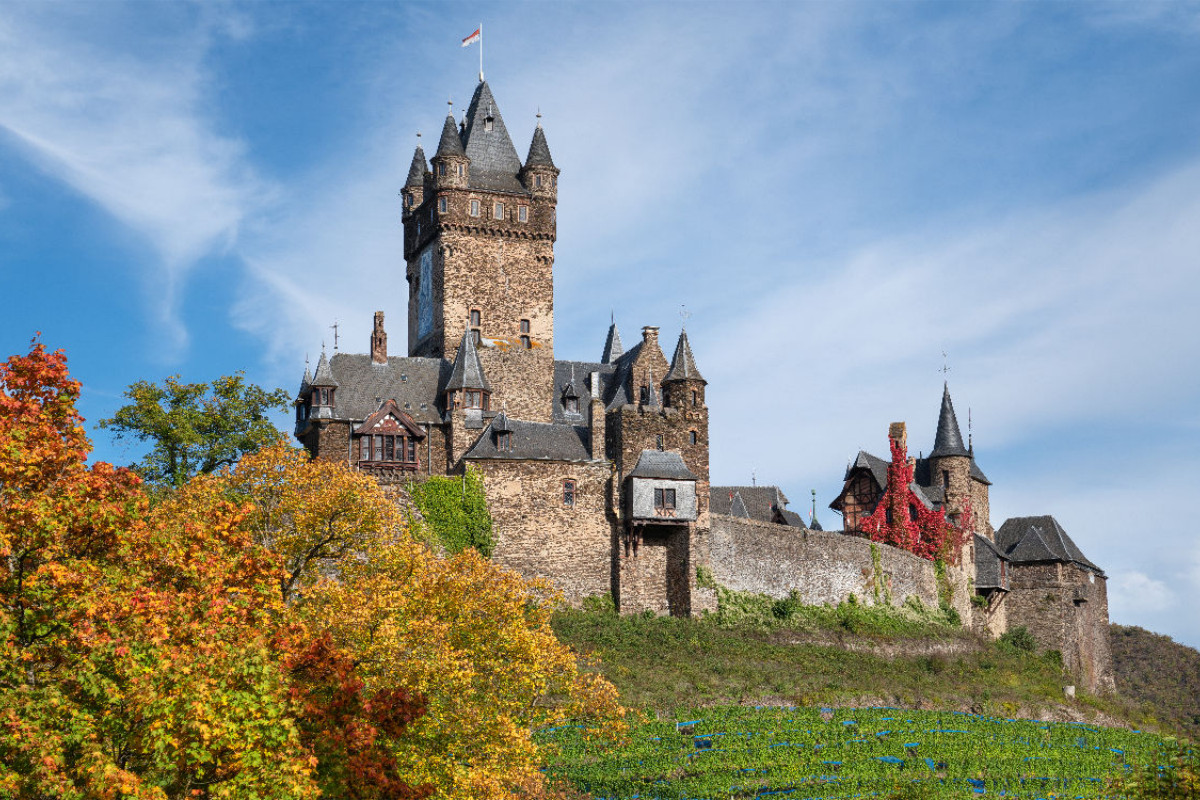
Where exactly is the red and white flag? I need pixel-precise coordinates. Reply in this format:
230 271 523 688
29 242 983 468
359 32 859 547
462 28 481 47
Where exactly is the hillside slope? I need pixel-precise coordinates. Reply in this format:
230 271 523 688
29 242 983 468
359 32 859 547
1110 623 1200 739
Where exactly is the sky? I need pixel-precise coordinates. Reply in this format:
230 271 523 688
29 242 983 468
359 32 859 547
2 1 1199 649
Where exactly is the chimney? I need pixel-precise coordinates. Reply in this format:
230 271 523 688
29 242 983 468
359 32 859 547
641 325 659 349
888 421 907 451
589 371 605 460
371 311 388 364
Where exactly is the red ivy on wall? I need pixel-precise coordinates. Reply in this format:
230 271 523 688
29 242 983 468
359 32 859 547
858 436 967 565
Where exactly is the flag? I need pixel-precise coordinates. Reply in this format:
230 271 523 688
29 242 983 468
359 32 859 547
462 28 480 47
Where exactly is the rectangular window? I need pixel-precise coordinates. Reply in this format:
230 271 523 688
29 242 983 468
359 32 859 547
470 199 480 217
563 479 576 508
466 390 481 409
497 431 511 451
470 309 481 327
656 434 664 451
565 397 578 413
494 202 504 220
689 430 698 445
535 175 542 188
406 438 416 462
518 206 528 222
438 163 447 177
456 163 464 177
692 389 698 406
438 196 448 213
520 319 530 333
653 488 676 510
384 436 394 461
520 335 531 349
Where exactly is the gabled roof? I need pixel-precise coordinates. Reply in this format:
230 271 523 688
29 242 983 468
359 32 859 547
996 515 1104 575
353 400 427 438
461 81 526 193
712 485 790 524
729 492 750 519
434 113 466 159
628 450 697 481
664 330 705 383
321 354 447 425
446 329 490 392
551 360 616 424
601 322 624 364
778 508 806 528
524 123 555 169
463 416 591 462
405 145 427 187
845 450 889 490
311 351 338 387
930 383 969 458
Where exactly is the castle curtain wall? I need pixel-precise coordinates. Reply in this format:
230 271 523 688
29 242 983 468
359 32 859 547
708 514 940 610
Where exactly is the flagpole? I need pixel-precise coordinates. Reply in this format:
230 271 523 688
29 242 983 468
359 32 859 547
479 22 484 81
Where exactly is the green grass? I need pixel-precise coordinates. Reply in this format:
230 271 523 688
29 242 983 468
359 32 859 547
539 705 1191 799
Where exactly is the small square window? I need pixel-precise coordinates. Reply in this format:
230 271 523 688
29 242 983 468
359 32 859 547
518 206 528 222
494 202 504 220
470 199 480 217
438 196 448 213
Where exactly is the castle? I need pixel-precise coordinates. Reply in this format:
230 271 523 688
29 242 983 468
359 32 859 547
293 78 1113 693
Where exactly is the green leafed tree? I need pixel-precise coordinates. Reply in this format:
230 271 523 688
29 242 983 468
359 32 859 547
409 468 495 557
99 372 290 487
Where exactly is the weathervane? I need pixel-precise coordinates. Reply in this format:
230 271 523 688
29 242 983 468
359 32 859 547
679 304 692 330
940 350 951 377
330 319 339 352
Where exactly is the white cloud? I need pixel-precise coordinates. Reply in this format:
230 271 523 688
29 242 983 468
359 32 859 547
0 7 271 355
1110 571 1176 616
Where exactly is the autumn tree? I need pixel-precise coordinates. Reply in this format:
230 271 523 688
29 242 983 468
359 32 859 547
98 372 290 487
0 342 429 800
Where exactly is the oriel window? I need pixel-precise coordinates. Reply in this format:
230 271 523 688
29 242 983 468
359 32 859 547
654 488 676 510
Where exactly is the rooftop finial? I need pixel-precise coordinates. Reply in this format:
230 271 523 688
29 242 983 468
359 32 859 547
752 468 757 487
811 489 817 517
536 107 542 128
330 319 339 351
447 97 454 115
940 350 951 377
679 303 691 330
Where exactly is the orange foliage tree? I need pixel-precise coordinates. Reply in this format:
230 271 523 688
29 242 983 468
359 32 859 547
0 341 429 800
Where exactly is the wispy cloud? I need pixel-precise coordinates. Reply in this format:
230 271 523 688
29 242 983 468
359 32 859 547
0 6 271 354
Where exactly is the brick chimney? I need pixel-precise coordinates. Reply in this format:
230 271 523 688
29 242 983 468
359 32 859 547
888 421 907 451
641 325 659 348
370 311 388 364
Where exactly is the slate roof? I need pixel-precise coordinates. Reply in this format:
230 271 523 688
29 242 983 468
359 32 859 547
298 364 312 396
321 353 448 425
311 351 338 387
603 342 644 410
601 322 624 364
807 511 824 531
628 450 697 481
930 383 969 458
995 515 1104 575
461 81 527 194
525 124 555 168
712 485 790 524
778 508 806 528
729 492 750 519
551 360 616 424
434 113 466 159
405 145 427 187
664 330 705 383
463 416 591 462
446 329 490 392
969 457 992 485
846 450 889 488
974 533 1009 590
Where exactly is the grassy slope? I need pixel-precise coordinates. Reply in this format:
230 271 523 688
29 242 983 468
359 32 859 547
1110 624 1200 740
552 605 1165 735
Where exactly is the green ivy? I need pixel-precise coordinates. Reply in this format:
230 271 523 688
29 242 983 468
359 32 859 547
409 467 494 557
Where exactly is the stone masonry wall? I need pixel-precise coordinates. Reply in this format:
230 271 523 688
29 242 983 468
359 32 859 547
709 514 940 610
473 457 613 606
477 346 555 424
1005 562 1115 693
617 525 692 616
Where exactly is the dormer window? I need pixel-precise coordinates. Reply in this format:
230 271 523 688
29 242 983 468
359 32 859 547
485 115 494 132
497 430 512 452
564 396 578 414
313 387 333 407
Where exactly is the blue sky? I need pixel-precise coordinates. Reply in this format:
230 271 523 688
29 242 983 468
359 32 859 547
3 2 1199 649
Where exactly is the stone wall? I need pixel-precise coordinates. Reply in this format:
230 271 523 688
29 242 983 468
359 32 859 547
1005 562 1115 693
708 514 940 610
477 345 555 424
617 524 693 616
472 457 613 605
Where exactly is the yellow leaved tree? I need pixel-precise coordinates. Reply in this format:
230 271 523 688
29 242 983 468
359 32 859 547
201 442 627 800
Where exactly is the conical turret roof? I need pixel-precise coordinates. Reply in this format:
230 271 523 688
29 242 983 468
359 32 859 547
601 322 623 364
298 364 313 396
310 351 338 387
405 145 427 187
461 81 524 192
664 330 705 383
434 113 466 159
525 123 555 168
446 329 490 392
930 383 968 458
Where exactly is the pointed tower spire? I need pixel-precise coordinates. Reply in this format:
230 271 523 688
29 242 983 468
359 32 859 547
664 330 705 383
446 327 490 393
435 109 466 159
601 321 624 364
298 362 313 396
405 140 427 187
809 489 824 531
310 350 338 388
461 80 524 192
930 382 968 458
525 122 555 169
